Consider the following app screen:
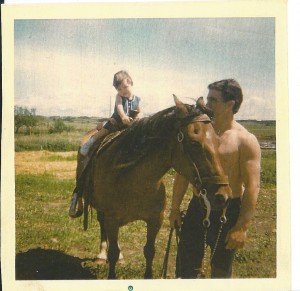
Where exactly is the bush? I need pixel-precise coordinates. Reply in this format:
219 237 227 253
49 120 74 134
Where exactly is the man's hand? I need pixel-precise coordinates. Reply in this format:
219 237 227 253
225 226 247 249
169 208 182 229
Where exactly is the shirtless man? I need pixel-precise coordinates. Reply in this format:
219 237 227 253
169 79 261 278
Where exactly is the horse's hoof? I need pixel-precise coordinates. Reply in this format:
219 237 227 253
144 273 153 279
118 252 125 264
107 275 117 280
95 258 107 265
96 252 108 264
118 258 125 265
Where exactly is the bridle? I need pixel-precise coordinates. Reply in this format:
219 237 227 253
176 114 231 278
176 114 229 198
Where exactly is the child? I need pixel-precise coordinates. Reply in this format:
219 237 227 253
69 70 142 218
80 70 142 156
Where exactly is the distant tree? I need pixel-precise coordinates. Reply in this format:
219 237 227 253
48 119 74 134
14 106 38 134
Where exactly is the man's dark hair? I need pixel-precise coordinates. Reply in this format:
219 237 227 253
208 79 243 114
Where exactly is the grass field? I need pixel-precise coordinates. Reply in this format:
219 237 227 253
14 118 276 280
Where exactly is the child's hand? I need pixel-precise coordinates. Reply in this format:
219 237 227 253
121 116 133 125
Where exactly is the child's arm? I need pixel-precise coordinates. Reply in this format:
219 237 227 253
115 94 132 125
136 101 143 119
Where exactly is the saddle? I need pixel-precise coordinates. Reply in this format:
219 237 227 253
76 129 125 181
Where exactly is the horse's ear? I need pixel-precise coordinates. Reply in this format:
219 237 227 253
173 94 188 114
196 96 214 119
196 96 206 109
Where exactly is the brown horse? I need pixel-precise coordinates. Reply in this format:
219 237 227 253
76 95 232 279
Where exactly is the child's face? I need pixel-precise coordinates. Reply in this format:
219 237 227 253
117 79 133 98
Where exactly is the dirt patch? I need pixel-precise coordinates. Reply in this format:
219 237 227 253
15 151 77 180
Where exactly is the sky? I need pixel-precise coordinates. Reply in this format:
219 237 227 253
14 17 275 120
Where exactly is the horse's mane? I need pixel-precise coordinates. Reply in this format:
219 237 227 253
99 104 197 170
105 106 175 168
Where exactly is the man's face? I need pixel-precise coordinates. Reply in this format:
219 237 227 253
206 89 226 116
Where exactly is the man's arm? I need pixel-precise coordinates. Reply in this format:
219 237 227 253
226 133 261 249
169 173 189 229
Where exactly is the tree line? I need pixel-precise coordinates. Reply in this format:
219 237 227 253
14 106 39 134
14 106 73 135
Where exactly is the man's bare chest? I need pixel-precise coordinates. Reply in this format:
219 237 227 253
218 133 240 169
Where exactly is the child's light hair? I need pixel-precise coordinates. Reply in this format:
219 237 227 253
113 70 133 89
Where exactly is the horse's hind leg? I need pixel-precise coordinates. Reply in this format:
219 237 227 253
105 220 120 279
96 211 124 264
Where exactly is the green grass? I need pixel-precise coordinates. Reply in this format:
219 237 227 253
15 118 277 279
15 117 275 152
15 132 83 152
15 116 98 151
15 149 276 279
239 121 276 140
40 154 78 162
261 150 276 187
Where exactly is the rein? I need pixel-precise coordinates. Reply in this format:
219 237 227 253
176 116 229 194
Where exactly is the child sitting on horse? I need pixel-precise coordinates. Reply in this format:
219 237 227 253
69 70 142 218
80 70 142 156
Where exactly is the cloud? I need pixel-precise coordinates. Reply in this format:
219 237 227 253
15 45 275 120
237 92 275 120
14 44 211 116
14 18 275 120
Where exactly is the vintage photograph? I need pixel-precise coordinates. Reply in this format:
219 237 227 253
1 1 290 290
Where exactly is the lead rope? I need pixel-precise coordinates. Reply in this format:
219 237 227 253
198 189 211 278
211 207 228 259
161 228 174 279
198 204 228 278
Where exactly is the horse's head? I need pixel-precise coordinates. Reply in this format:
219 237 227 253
171 95 232 211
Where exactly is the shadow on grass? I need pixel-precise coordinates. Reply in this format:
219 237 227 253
16 248 97 280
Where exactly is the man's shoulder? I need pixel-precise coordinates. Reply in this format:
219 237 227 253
233 121 256 137
233 122 260 149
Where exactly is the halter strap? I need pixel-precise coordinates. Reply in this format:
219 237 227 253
176 116 229 192
202 176 229 185
189 114 211 123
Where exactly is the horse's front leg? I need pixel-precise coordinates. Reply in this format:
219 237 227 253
96 211 124 264
105 219 120 279
144 213 164 279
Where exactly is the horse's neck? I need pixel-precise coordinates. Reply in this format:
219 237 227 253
131 137 174 182
108 115 177 180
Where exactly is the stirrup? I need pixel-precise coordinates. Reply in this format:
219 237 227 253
69 192 83 218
